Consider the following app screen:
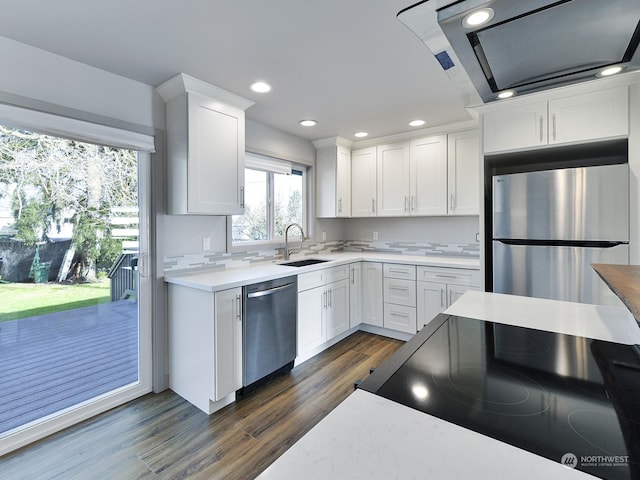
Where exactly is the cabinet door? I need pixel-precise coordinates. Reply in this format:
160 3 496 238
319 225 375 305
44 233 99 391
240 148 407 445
349 263 362 328
410 135 448 215
483 101 547 153
297 286 326 354
417 281 446 331
188 92 244 214
361 262 383 327
447 130 480 215
326 279 350 339
377 142 410 216
336 146 351 217
383 303 417 334
214 287 243 401
447 284 479 308
351 147 377 217
549 86 628 145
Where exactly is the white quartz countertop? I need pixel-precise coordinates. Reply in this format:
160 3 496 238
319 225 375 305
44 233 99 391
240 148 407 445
258 389 594 480
256 292 640 479
163 252 480 292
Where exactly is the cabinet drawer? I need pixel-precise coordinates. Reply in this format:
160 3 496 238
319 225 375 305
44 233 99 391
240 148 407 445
383 263 416 280
327 264 350 283
417 266 480 286
383 278 416 307
298 269 326 291
383 303 417 334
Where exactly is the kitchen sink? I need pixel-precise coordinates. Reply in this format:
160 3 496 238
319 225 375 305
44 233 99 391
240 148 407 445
279 258 329 267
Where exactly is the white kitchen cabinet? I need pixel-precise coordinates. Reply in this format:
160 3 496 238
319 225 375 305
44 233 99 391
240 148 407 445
316 143 351 218
410 135 448 215
349 262 362 328
416 266 481 330
351 147 377 217
483 86 628 153
167 284 242 414
483 101 548 153
548 87 628 145
157 73 254 215
383 303 417 335
214 288 243 401
447 130 480 215
297 266 350 357
417 281 445 330
361 262 383 327
376 141 411 216
326 278 350 338
297 285 326 354
383 263 417 334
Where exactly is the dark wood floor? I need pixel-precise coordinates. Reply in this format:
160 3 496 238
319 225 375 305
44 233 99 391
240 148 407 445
0 331 403 480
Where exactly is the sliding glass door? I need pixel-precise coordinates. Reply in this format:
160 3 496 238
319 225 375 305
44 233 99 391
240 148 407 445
0 123 152 454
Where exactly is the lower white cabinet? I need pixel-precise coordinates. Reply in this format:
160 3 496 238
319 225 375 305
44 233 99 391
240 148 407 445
326 278 350 338
297 285 326 353
214 288 243 401
297 266 350 358
416 266 481 330
349 262 362 328
168 284 242 415
361 262 383 327
383 303 417 334
383 263 417 334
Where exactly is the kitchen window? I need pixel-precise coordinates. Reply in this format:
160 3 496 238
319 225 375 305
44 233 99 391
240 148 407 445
231 152 306 245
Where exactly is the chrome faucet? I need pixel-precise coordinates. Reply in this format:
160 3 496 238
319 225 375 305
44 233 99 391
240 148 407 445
284 223 305 260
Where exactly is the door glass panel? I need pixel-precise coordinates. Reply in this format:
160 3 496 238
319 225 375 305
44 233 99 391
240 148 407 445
0 124 141 436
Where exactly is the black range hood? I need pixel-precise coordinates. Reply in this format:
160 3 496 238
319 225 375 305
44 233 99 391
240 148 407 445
398 0 640 103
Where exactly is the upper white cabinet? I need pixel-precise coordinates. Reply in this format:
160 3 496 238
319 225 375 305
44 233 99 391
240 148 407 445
351 147 377 217
483 101 547 153
410 135 448 216
548 87 628 145
376 142 411 216
483 86 628 154
315 138 352 218
447 130 480 215
157 73 254 215
375 133 477 217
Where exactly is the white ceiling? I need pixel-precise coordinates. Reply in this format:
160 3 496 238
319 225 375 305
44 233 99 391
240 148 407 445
0 0 472 141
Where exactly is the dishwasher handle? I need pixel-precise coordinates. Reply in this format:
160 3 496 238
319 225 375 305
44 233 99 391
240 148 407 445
247 282 296 298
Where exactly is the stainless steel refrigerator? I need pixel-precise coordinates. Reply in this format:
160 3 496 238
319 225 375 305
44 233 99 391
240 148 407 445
492 163 629 306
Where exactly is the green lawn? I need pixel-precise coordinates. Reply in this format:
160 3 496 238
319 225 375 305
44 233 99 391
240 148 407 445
0 280 111 322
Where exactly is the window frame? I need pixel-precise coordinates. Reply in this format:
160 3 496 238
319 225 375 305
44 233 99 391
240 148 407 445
228 159 308 250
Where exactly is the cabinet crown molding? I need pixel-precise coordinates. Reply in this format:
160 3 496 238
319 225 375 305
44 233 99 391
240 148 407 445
312 136 354 149
156 73 255 111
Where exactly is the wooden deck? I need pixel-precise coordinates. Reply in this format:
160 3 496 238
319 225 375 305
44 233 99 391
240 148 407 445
0 300 138 435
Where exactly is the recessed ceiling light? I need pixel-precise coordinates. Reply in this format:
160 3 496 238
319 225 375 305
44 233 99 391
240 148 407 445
597 66 623 77
299 119 317 127
354 132 368 138
409 120 426 127
250 81 272 93
497 90 515 99
462 8 494 29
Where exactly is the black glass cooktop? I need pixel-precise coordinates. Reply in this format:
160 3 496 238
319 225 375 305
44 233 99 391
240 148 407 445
359 314 640 479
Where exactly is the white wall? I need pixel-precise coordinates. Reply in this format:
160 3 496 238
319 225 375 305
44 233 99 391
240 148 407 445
344 216 479 244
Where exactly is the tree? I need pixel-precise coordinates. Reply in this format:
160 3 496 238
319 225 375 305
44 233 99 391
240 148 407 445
0 125 138 280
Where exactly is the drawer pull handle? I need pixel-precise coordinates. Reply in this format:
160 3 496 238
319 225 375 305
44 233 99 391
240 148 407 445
390 286 409 291
390 312 408 319
435 274 458 279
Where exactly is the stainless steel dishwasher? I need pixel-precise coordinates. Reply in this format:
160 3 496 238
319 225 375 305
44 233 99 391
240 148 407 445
243 275 297 389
